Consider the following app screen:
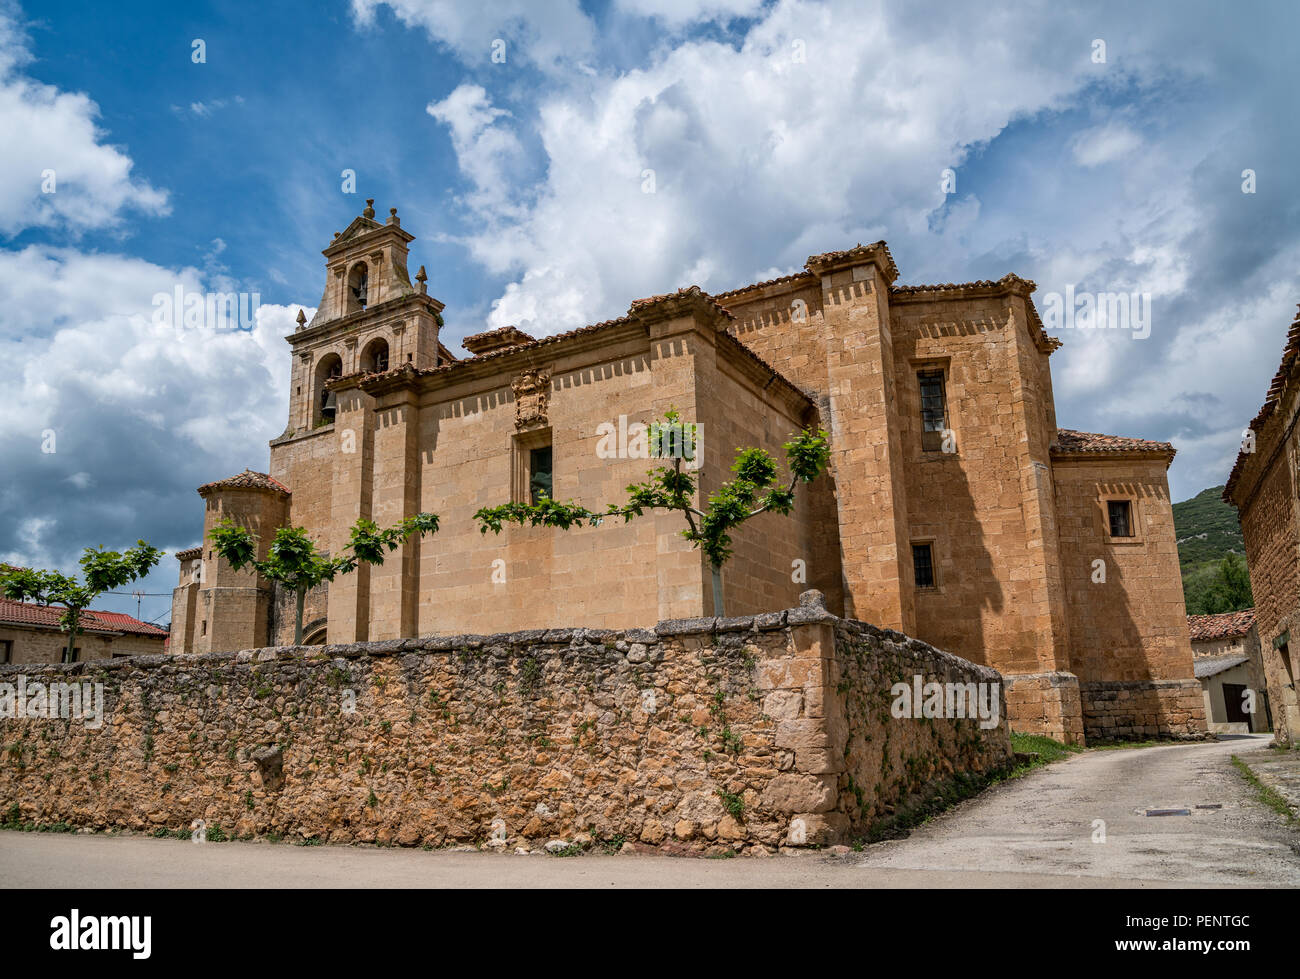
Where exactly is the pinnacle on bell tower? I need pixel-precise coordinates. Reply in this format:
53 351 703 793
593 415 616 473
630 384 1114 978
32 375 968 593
303 199 424 327
277 201 448 438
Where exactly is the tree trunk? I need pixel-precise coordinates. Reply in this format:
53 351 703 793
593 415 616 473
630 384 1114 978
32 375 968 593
294 587 307 645
710 563 725 618
63 625 77 664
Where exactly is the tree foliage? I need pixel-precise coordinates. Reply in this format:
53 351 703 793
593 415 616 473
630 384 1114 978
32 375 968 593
209 513 440 643
0 541 163 662
473 410 831 615
1183 552 1254 615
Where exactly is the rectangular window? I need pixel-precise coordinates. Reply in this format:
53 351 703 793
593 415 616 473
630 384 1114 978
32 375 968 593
528 445 553 505
912 542 936 588
918 370 948 452
1107 500 1133 538
0 640 10 664
61 646 81 664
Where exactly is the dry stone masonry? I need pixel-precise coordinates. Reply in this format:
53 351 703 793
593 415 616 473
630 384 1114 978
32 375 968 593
1 593 1010 851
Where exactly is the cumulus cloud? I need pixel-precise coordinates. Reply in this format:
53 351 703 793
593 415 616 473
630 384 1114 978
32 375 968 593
351 0 596 71
614 0 767 27
0 245 305 586
406 0 1299 500
427 84 527 218
430 0 1097 332
1070 123 1143 167
0 2 167 235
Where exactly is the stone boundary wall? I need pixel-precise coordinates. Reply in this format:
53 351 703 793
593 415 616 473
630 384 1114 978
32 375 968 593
0 593 1010 852
1078 679 1207 742
1003 671 1085 745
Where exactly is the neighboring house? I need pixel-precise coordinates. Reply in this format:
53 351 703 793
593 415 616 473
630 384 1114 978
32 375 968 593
0 598 169 664
170 200 1203 745
1188 609 1271 733
1225 307 1300 747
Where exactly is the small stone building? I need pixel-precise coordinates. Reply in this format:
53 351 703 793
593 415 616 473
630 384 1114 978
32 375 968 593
171 200 1203 745
1188 609 1271 733
1225 306 1300 746
0 598 168 664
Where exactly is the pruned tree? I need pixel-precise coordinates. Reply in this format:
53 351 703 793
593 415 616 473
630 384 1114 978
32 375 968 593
473 411 831 616
0 541 163 663
611 413 830 615
209 513 440 644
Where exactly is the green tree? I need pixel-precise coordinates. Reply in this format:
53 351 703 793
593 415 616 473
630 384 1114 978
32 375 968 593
209 513 440 644
0 541 163 663
474 411 832 616
1184 552 1254 614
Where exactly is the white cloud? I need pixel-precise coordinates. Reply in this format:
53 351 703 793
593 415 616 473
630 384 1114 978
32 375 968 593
351 0 595 71
615 0 767 27
1070 123 1143 167
430 0 1095 332
427 84 526 218
0 244 309 575
0 3 167 235
407 0 1300 501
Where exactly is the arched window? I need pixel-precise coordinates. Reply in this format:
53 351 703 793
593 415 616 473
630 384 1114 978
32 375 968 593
346 262 369 313
361 337 389 374
315 353 343 424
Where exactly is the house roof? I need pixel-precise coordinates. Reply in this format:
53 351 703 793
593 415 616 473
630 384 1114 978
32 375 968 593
1052 428 1176 459
462 325 537 356
1225 305 1300 502
712 241 900 301
1188 608 1256 643
712 250 1057 353
174 546 202 561
197 469 290 498
1193 653 1251 680
0 598 168 638
332 285 813 418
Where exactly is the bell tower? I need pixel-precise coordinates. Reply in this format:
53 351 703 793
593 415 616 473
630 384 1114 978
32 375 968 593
280 200 447 436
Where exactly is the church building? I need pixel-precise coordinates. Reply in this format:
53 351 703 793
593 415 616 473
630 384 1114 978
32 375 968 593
171 200 1204 744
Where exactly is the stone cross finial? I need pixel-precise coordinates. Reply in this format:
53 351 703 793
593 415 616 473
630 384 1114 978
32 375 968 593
363 199 376 219
416 265 427 295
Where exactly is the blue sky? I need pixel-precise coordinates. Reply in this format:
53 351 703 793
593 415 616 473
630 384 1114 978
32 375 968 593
1 0 1297 626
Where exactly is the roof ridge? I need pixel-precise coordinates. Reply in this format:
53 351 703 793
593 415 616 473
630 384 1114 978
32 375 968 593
1053 427 1175 456
197 468 290 497
1224 304 1300 502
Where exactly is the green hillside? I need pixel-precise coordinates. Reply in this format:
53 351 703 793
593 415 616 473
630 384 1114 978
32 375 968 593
1173 485 1245 570
1172 485 1251 614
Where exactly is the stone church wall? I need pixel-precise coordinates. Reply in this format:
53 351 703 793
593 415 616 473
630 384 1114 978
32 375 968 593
0 594 1010 851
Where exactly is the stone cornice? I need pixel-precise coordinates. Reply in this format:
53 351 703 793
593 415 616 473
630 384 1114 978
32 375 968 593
285 293 445 345
804 241 899 283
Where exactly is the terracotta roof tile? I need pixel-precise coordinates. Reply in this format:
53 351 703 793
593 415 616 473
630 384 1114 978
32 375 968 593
713 241 899 302
805 241 899 281
712 270 814 301
174 547 202 561
197 469 290 497
1188 608 1255 643
462 325 537 356
343 287 736 391
1052 428 1176 457
890 274 1059 352
0 598 168 638
1225 305 1300 502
